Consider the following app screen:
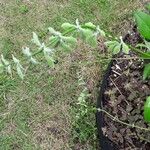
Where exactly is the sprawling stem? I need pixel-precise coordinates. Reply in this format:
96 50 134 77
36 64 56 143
3 27 77 68
98 108 150 132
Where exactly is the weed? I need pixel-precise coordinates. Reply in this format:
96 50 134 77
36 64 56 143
19 5 29 14
71 73 97 149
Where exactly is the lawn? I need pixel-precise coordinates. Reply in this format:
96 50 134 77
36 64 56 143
0 0 146 149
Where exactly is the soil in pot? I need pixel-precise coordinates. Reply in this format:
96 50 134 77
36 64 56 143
101 28 150 150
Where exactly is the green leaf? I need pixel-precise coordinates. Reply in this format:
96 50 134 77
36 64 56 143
122 42 130 54
22 47 32 57
30 57 38 64
143 63 150 80
61 23 76 30
48 27 61 37
1 55 11 74
12 55 20 64
105 41 121 54
84 22 96 29
81 28 93 42
12 55 25 79
74 24 97 47
22 47 38 64
96 25 105 37
6 65 12 74
144 96 150 122
105 41 119 46
49 36 59 47
134 11 150 40
140 52 150 59
105 41 116 51
133 46 150 58
48 27 56 34
32 32 42 47
1 54 9 65
43 44 55 67
16 64 24 79
44 54 55 67
0 62 4 74
61 36 77 46
145 40 150 51
120 36 129 54
146 3 150 11
86 35 97 47
61 42 71 52
136 43 148 49
136 40 150 51
113 44 121 54
43 43 54 54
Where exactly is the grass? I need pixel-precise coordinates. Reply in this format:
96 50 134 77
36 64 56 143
0 0 147 149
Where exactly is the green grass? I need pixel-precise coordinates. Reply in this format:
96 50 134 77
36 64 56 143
0 0 145 149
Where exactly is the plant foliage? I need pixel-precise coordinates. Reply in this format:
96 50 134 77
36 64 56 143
134 11 150 40
144 96 150 122
1 4 150 123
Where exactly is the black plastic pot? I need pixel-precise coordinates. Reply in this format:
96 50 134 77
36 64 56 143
95 28 143 149
96 60 119 150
